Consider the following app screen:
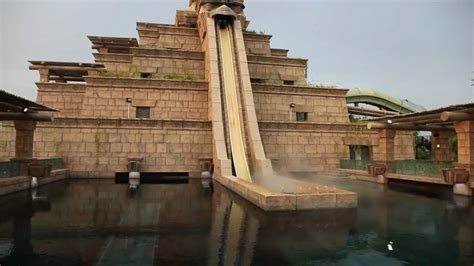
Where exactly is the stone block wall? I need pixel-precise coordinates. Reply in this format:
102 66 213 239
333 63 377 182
1 119 212 178
137 22 201 51
253 85 349 123
248 56 307 86
259 123 414 173
0 123 15 160
394 131 416 161
131 53 205 80
243 32 272 56
36 78 209 120
93 53 133 72
36 83 86 117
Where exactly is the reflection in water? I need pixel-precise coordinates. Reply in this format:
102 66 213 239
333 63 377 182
0 177 471 265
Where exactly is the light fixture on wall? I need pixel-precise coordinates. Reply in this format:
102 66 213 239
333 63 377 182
126 97 132 119
387 119 393 124
289 103 296 121
436 144 441 149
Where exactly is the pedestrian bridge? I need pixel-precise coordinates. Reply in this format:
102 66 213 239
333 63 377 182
347 88 425 114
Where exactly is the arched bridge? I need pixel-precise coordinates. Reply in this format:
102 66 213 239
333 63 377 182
347 88 425 114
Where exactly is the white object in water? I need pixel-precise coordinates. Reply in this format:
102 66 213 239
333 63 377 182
129 171 140 191
31 177 38 188
201 171 212 179
387 241 394 251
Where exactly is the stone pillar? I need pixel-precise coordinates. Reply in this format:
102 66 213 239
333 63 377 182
12 121 37 176
453 121 474 196
432 131 454 162
39 69 49 83
377 129 396 163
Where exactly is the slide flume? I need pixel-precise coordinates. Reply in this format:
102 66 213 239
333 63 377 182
218 25 252 182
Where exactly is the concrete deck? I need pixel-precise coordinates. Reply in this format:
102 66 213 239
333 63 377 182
336 168 451 186
214 175 357 211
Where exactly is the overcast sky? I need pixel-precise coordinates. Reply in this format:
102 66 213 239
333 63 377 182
1 0 472 109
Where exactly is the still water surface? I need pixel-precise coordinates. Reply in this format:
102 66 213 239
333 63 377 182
0 175 472 266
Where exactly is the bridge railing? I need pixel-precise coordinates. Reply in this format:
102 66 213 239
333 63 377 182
0 160 20 178
340 160 373 171
36 158 64 170
0 158 63 178
390 160 453 178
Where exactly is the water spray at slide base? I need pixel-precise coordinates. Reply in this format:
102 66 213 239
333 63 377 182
211 14 356 210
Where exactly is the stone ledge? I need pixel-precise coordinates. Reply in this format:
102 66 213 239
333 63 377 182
248 55 307 67
85 76 208 90
259 121 374 133
38 169 69 186
93 53 133 63
271 48 289 57
214 175 357 211
137 22 199 36
243 32 272 42
386 173 450 185
36 83 86 92
0 169 68 197
131 48 204 60
252 84 349 97
38 118 212 130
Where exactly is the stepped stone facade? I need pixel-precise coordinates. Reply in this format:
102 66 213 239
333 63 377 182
0 0 414 178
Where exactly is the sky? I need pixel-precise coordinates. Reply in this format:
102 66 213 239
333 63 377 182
0 0 472 109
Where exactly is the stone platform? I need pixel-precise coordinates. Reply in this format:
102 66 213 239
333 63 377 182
214 175 357 211
0 169 69 197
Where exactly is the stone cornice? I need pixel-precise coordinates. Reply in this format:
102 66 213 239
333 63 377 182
247 55 307 67
137 22 199 37
243 32 272 42
252 84 349 98
39 117 211 130
130 48 205 60
259 121 373 133
93 53 133 63
84 77 208 91
36 83 86 92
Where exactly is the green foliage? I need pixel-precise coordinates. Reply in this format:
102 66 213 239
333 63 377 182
245 29 266 34
306 80 339 89
413 132 432 160
96 71 140 79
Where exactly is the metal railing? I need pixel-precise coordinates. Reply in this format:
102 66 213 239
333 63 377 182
340 160 373 171
0 158 63 178
390 160 453 178
0 160 20 178
36 158 63 170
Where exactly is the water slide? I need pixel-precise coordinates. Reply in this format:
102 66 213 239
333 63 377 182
217 25 252 182
347 88 425 114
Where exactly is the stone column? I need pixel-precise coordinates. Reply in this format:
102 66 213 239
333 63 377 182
12 120 37 176
377 129 396 163
39 69 49 83
453 121 474 196
432 131 454 162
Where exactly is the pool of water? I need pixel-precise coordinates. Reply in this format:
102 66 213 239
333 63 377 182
0 175 472 265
